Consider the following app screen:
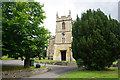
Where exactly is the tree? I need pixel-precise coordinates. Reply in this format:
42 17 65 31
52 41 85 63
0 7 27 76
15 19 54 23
2 2 50 68
72 9 120 70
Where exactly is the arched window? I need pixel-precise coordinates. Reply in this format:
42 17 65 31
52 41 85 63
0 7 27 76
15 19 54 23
62 38 65 43
62 22 65 29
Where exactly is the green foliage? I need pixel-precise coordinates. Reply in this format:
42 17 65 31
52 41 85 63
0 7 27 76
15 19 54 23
35 59 59 62
113 61 117 65
2 55 21 60
40 50 46 59
2 2 51 68
76 59 84 68
72 9 120 70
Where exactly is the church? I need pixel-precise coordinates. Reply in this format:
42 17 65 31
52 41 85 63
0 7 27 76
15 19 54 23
46 11 74 61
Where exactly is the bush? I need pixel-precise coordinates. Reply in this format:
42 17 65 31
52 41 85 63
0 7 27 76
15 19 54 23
76 59 84 68
72 9 120 70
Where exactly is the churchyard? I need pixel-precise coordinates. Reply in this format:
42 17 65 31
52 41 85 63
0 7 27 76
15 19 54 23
2 56 119 78
1 0 120 79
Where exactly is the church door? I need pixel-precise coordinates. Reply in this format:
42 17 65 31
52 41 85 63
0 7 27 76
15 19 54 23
61 50 66 61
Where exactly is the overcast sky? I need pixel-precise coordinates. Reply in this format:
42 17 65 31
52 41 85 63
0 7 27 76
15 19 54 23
35 0 120 35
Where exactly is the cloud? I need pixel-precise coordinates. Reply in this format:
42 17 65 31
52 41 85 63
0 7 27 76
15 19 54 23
35 0 119 35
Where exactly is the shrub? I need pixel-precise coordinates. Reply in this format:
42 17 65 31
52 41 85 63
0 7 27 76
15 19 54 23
76 59 84 68
72 9 120 70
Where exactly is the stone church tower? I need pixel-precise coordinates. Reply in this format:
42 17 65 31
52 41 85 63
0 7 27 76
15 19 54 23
47 11 74 61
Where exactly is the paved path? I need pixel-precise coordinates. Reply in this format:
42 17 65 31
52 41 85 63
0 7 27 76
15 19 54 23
2 60 79 78
28 65 79 78
2 60 24 66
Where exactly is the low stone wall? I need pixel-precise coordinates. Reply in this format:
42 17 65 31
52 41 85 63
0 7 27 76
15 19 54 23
2 67 51 78
35 61 76 66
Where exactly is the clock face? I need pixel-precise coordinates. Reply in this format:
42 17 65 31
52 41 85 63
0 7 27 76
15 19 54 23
62 32 65 36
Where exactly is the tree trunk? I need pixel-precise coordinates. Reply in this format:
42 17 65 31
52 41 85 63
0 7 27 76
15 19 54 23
24 57 30 68
39 56 41 60
118 59 120 78
15 57 18 59
43 56 45 59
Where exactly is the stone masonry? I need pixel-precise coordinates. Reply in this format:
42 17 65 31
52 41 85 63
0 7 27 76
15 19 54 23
47 11 74 61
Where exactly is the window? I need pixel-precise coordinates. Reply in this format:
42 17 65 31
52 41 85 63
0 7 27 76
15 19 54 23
62 38 65 43
62 22 65 29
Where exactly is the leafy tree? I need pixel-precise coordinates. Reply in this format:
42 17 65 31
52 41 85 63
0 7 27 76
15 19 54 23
2 2 50 68
72 9 120 70
41 49 47 59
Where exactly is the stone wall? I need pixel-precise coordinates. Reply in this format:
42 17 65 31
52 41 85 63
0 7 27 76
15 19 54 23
35 61 76 66
53 44 74 61
2 67 50 78
46 36 55 59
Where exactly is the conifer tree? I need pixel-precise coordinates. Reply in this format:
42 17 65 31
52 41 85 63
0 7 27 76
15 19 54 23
72 9 120 70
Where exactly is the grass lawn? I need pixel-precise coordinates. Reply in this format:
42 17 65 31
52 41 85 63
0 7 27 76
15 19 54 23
58 67 118 78
2 56 21 60
2 65 46 71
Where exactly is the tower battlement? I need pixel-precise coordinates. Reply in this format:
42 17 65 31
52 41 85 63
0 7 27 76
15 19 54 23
56 10 72 21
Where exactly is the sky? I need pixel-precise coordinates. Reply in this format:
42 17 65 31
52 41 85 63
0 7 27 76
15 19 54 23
35 0 120 35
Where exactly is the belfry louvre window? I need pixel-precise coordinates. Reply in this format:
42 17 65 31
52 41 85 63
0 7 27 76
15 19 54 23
62 22 65 29
62 38 65 43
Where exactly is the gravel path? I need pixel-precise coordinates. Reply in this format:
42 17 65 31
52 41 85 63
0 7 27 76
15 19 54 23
2 60 79 78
